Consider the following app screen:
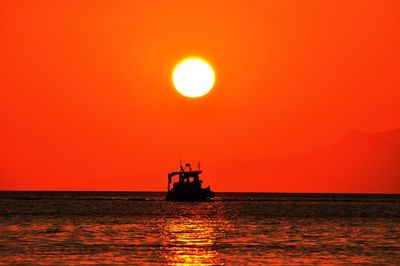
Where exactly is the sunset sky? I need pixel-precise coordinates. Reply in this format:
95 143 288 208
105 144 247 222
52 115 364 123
1 1 399 192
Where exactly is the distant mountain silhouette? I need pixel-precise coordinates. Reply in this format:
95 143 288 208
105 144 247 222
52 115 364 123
207 129 400 193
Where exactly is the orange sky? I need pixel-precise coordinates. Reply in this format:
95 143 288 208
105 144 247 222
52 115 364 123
1 1 399 192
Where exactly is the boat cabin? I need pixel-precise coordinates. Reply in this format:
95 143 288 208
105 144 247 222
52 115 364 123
166 162 215 201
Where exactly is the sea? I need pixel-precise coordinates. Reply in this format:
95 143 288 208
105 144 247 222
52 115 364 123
0 192 399 265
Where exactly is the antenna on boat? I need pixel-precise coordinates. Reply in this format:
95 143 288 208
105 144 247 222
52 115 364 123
198 161 201 170
179 160 184 172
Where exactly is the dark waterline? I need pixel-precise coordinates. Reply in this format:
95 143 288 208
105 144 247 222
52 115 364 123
1 192 399 265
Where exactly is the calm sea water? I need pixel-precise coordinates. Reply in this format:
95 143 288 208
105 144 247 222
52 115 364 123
0 192 399 265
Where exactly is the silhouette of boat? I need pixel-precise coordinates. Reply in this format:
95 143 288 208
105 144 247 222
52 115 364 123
166 162 215 201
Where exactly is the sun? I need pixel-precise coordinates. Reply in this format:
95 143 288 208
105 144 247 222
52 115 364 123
172 57 215 98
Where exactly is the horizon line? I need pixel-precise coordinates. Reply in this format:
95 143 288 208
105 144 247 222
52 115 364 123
1 190 399 195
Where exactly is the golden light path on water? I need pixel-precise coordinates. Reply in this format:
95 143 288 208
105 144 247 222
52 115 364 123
161 217 220 265
158 202 230 265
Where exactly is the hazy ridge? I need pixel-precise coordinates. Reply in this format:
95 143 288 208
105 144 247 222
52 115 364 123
207 129 400 193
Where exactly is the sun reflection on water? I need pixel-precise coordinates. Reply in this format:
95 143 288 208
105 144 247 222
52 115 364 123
160 205 226 265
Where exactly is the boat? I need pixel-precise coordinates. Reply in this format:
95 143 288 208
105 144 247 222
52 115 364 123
166 162 215 201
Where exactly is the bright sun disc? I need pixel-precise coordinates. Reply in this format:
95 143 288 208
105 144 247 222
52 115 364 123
172 57 215 98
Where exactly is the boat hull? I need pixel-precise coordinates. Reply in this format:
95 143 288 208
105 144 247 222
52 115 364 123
166 188 215 201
